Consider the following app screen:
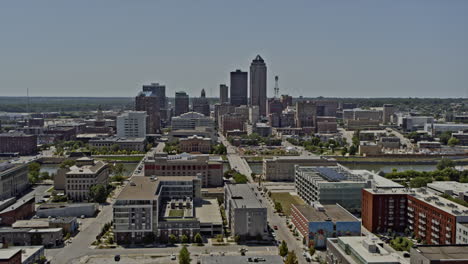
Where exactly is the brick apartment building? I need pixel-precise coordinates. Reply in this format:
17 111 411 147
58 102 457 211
362 188 468 245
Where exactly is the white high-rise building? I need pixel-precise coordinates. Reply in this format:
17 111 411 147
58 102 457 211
117 111 147 138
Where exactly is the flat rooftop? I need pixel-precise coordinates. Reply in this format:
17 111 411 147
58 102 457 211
294 204 357 222
226 184 264 209
116 176 198 200
0 248 21 260
195 199 223 225
413 245 468 260
331 236 408 264
296 166 365 183
427 181 468 194
351 170 403 189
116 176 159 200
200 255 283 264
364 188 468 217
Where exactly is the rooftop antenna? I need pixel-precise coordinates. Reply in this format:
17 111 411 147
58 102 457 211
274 75 279 98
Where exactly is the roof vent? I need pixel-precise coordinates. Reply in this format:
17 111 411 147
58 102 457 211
130 181 136 186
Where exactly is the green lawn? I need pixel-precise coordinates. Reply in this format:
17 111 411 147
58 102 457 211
270 192 305 216
169 209 184 217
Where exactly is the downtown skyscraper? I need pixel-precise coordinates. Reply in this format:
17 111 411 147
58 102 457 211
249 55 267 116
230 70 248 106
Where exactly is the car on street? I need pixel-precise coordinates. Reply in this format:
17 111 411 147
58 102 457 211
274 225 278 230
170 254 176 260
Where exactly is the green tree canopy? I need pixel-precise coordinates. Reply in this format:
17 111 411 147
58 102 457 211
279 240 289 257
285 251 298 264
179 246 190 264
89 184 107 203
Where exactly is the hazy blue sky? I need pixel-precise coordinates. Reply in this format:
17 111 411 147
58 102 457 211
0 1 467 98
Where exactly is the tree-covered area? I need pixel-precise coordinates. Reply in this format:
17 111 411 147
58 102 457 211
52 140 146 156
210 143 227 155
389 237 414 252
224 169 249 183
0 96 133 112
384 158 468 187
228 133 282 146
287 136 344 155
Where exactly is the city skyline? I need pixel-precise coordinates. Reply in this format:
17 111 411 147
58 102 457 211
1 1 467 98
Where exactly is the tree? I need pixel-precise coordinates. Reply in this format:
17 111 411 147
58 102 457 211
215 234 224 243
279 240 288 257
439 131 452 145
274 201 283 213
448 137 460 147
309 246 316 256
285 251 298 264
60 159 76 169
437 158 455 170
89 184 107 203
110 144 120 152
181 234 189 244
168 234 177 245
179 246 190 264
341 147 348 156
194 233 203 245
349 145 357 155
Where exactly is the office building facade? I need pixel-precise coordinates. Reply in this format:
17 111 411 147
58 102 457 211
224 184 267 239
230 70 248 106
249 55 267 116
219 84 229 104
174 91 190 117
116 111 147 138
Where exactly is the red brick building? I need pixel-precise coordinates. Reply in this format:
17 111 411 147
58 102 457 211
361 189 407 233
0 133 37 155
362 188 468 245
0 196 35 226
0 248 22 264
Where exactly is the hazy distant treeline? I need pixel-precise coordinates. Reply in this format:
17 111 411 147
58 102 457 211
0 96 466 114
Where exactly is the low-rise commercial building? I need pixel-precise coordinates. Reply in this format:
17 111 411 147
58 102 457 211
144 153 223 187
0 196 35 226
224 184 267 239
89 137 146 151
379 137 400 149
291 204 360 249
0 246 45 264
410 245 468 264
36 203 98 218
263 156 336 181
359 141 381 156
316 116 338 133
12 217 78 235
0 227 63 248
0 162 29 200
327 236 408 264
179 135 212 154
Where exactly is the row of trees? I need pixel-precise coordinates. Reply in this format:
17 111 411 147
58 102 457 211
224 169 248 183
279 241 299 264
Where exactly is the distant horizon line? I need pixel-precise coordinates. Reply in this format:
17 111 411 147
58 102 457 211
0 96 465 100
